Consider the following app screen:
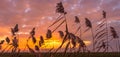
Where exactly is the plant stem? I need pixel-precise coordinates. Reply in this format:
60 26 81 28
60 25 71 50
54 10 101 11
91 28 95 52
105 18 109 52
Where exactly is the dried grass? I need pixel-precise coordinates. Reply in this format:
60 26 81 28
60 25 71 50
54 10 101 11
75 16 80 23
46 29 52 39
0 40 4 45
5 37 10 44
85 18 92 28
102 10 106 18
35 45 39 51
58 31 64 38
110 27 119 38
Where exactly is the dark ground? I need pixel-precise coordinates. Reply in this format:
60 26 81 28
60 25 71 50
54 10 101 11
0 52 120 57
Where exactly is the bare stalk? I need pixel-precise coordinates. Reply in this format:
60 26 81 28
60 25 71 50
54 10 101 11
91 28 95 52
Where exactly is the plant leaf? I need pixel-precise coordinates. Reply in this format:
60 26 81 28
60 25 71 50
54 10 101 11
95 28 106 38
96 23 105 31
52 19 65 33
96 32 107 40
48 14 63 28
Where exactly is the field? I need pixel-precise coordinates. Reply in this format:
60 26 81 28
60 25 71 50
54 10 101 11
1 52 120 57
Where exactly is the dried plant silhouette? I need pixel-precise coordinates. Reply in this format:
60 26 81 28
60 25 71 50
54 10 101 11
0 1 120 57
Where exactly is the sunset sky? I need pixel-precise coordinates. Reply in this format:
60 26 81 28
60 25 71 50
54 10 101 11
0 0 120 52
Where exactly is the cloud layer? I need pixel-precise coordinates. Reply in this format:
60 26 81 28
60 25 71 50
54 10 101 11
0 0 119 39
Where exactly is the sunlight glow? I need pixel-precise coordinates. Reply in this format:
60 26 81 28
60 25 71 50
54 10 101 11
84 41 91 46
0 34 91 52
42 39 61 49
